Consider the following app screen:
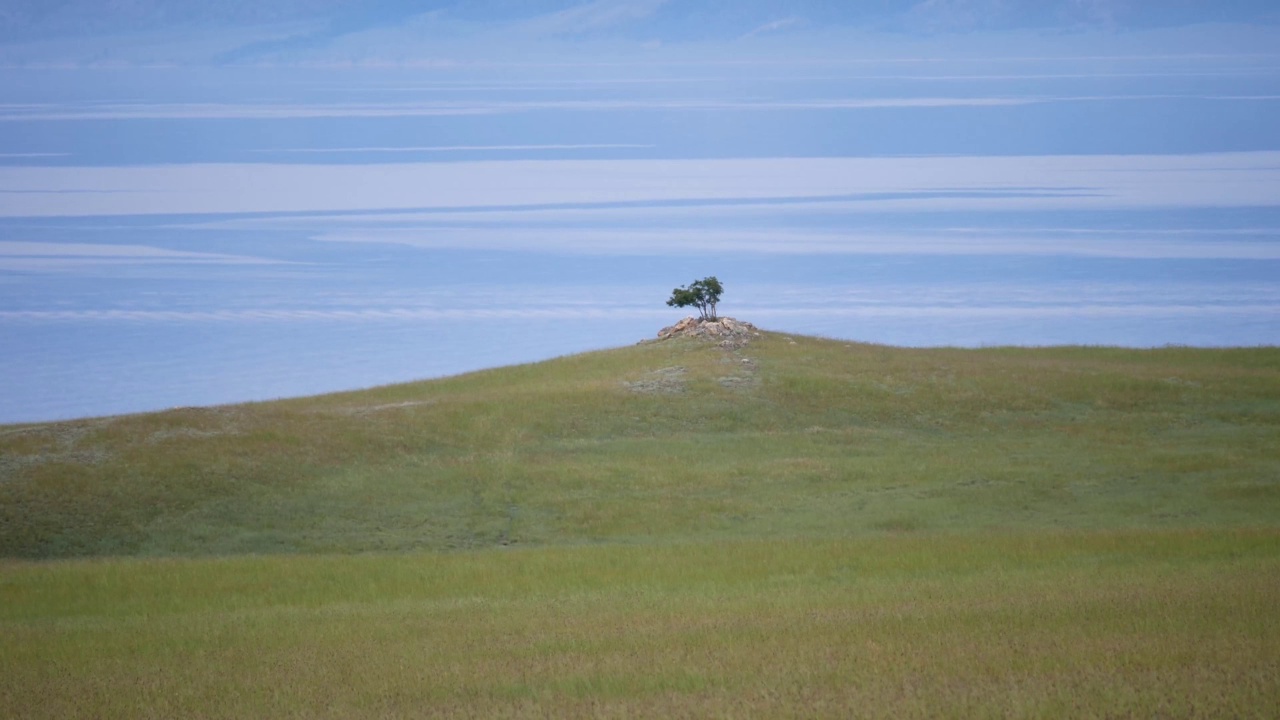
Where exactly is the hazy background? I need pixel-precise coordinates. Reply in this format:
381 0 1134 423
2 1 1279 422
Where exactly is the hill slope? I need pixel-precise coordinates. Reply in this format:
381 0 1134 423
2 328 1278 559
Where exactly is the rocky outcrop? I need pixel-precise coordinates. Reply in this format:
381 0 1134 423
628 318 761 394
653 316 760 349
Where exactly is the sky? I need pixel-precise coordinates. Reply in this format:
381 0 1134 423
1 1 1279 422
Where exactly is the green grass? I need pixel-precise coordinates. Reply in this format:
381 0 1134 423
3 532 1277 718
3 333 1278 558
2 331 1279 716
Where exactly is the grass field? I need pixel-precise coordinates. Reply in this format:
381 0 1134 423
3 532 1278 718
2 329 1279 716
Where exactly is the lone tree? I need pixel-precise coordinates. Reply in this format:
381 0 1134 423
667 276 724 321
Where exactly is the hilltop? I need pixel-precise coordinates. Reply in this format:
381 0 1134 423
3 324 1279 718
2 324 1278 560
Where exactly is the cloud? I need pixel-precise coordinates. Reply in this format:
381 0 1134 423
0 240 281 271
1065 0 1123 28
0 102 500 122
5 280 1275 327
4 304 1273 324
519 0 671 37
249 143 654 154
741 16 803 39
2 92 1275 122
3 1 1278 66
746 305 1280 322
903 0 1135 31
0 96 1051 122
907 0 1010 32
3 152 1280 219
0 307 668 323
310 226 1280 260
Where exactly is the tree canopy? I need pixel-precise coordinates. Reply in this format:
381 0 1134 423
666 276 723 321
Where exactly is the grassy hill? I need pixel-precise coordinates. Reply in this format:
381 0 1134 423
3 328 1279 718
3 328 1278 559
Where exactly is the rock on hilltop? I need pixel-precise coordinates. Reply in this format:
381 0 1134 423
653 316 760 349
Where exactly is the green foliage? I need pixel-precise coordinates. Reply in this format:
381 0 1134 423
666 276 723 320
